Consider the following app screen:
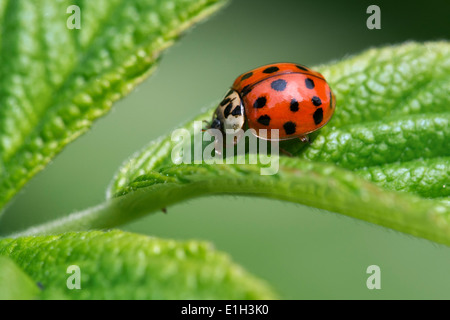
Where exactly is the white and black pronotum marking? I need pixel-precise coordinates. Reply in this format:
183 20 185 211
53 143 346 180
211 89 245 135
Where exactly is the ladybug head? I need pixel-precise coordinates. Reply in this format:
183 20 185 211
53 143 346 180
211 89 245 136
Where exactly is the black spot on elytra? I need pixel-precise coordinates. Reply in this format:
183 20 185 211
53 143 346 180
231 105 243 116
296 64 309 71
271 79 287 91
313 108 323 125
257 115 271 126
253 96 267 108
305 78 315 89
241 85 252 96
283 121 296 135
224 103 233 118
263 66 279 74
220 97 231 106
290 99 299 112
241 72 253 81
312 96 322 106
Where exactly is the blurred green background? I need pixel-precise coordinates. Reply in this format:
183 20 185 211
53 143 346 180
1 0 449 299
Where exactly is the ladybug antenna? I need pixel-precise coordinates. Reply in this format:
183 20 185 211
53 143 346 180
202 120 211 132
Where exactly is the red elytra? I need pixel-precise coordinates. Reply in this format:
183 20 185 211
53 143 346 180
211 63 335 142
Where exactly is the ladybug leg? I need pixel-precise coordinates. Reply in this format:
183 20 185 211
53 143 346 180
279 135 310 157
201 120 210 132
299 135 310 143
280 148 293 157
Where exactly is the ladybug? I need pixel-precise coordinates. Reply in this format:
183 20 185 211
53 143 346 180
210 63 335 143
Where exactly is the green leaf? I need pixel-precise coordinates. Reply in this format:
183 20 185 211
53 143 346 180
109 41 449 199
0 256 40 300
0 0 227 213
104 41 450 245
0 230 277 300
7 42 450 247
